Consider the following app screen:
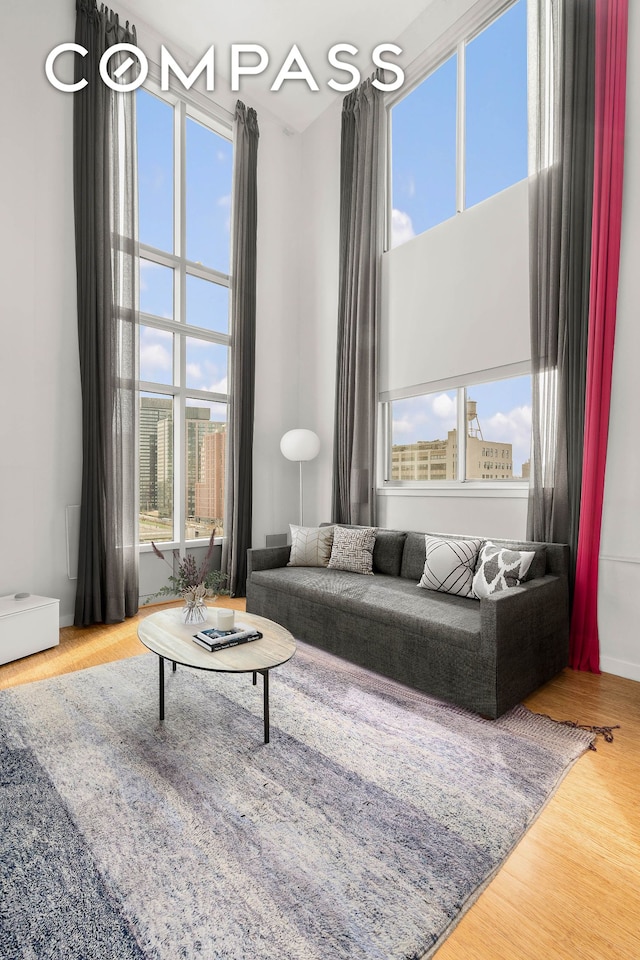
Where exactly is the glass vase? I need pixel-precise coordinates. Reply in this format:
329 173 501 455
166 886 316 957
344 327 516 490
182 598 208 625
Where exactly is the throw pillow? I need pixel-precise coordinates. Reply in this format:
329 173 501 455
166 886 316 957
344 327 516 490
373 530 407 577
472 542 535 599
288 525 334 568
328 526 376 575
418 535 484 598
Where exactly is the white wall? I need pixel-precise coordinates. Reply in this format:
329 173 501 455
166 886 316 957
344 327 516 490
251 120 303 547
598 0 640 680
377 492 527 540
0 0 80 624
296 100 343 527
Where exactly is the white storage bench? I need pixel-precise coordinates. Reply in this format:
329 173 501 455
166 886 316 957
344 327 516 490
0 594 60 666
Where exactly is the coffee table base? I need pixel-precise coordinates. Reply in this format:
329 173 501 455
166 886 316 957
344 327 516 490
157 656 272 744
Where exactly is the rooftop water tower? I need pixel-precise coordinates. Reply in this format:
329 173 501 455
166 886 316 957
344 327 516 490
467 399 484 439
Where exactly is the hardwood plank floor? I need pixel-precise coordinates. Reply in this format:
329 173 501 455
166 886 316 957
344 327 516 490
1 605 638 960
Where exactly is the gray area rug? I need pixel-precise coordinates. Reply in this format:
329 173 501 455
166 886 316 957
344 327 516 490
0 643 594 960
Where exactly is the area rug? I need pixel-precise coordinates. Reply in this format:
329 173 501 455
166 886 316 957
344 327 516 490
0 643 594 960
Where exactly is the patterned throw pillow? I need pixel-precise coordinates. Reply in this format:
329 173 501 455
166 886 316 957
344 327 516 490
288 525 334 568
418 535 484 598
327 526 376 575
472 542 535 599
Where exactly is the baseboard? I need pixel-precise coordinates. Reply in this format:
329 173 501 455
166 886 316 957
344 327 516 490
59 614 75 628
600 656 640 683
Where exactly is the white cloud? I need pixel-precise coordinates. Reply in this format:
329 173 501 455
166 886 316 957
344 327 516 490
392 392 457 444
483 405 532 473
484 405 531 442
392 416 414 436
391 208 415 248
207 376 228 395
432 393 456 419
217 194 231 208
186 363 202 381
140 343 171 372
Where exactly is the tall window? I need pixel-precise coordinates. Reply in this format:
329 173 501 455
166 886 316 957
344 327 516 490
387 374 531 483
390 0 528 248
137 86 233 544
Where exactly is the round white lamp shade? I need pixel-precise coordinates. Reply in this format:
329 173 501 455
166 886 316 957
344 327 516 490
280 429 321 462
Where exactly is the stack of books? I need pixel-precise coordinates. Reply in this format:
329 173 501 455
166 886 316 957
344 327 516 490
192 623 262 652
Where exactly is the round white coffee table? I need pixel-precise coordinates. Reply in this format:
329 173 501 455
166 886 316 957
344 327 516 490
137 608 296 744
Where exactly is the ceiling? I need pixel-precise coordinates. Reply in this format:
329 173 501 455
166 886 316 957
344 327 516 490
121 0 438 131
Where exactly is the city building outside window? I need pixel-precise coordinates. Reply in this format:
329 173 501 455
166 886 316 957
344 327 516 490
386 375 531 483
137 85 232 545
389 0 528 248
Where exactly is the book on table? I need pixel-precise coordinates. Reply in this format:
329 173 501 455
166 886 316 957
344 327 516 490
192 623 263 652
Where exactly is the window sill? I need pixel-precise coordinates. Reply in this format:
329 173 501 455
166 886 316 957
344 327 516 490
139 537 224 553
378 482 529 499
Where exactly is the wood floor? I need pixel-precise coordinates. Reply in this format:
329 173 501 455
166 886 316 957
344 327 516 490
1 601 638 960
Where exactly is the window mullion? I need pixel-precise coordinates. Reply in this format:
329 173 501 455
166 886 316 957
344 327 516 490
457 387 467 481
456 39 466 214
175 101 187 550
385 107 393 253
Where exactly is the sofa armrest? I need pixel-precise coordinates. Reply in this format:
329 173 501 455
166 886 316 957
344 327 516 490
247 545 291 577
480 575 569 647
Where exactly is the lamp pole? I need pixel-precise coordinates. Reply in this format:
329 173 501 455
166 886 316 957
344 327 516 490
280 429 321 526
299 460 304 526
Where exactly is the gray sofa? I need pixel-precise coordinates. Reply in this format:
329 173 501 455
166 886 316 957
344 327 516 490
246 527 570 719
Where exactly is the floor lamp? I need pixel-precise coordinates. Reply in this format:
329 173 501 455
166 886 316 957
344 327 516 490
280 429 320 526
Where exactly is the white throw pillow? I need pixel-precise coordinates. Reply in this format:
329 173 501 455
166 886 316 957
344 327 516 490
288 525 334 568
418 535 484 598
327 526 376 575
472 542 535 599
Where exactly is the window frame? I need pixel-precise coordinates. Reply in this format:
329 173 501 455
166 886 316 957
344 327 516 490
379 361 531 494
137 72 234 554
385 0 527 251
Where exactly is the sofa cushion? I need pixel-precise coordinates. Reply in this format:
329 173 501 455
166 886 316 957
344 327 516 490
472 542 535 598
401 532 431 581
328 526 376 575
373 529 407 577
250 567 482 650
419 535 484 597
288 524 334 567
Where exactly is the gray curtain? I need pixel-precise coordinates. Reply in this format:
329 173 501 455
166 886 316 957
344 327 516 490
527 0 595 585
332 77 384 526
223 101 259 597
73 0 139 625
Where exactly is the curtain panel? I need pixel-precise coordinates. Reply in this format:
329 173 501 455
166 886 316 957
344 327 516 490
73 0 139 625
332 77 384 526
570 0 628 671
527 0 596 590
223 101 259 597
